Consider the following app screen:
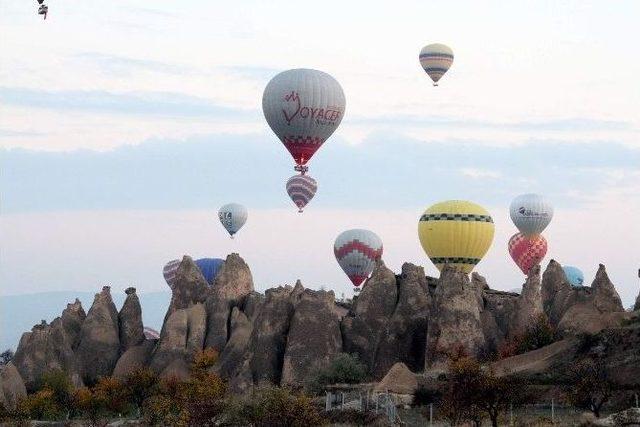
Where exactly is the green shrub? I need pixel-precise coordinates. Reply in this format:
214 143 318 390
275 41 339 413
306 353 367 394
40 369 73 413
17 387 66 421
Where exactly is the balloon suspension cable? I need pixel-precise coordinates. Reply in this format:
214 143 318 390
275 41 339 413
298 208 303 214
230 235 235 240
294 164 308 175
433 82 438 87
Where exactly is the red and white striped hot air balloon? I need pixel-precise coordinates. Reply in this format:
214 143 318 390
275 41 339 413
334 229 383 290
508 233 547 275
163 259 181 289
286 173 317 213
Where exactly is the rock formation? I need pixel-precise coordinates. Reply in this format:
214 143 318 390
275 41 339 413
425 265 485 369
118 287 145 351
13 318 82 391
0 362 27 410
204 253 254 351
635 288 640 312
150 303 206 375
373 263 430 377
341 260 398 373
542 261 625 335
9 252 636 396
281 288 342 387
75 286 121 384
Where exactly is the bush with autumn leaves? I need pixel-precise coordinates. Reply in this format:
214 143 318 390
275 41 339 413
3 348 324 426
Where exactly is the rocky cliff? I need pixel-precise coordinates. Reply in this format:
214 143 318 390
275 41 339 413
9 254 631 394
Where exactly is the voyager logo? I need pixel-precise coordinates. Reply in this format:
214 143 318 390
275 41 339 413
281 91 342 126
518 207 550 217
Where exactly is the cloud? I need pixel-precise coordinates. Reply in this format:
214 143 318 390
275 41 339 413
72 53 192 76
460 168 502 179
0 87 256 118
2 133 639 213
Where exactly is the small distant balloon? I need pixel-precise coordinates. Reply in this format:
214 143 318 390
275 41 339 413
286 173 317 213
163 259 181 289
218 203 247 238
562 265 585 287
419 43 454 86
509 194 553 236
334 229 383 288
195 258 224 285
508 232 547 275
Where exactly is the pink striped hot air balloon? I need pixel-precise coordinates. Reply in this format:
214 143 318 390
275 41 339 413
286 173 317 213
163 259 181 289
334 229 383 291
508 233 547 275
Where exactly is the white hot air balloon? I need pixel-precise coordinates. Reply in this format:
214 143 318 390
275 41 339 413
334 229 383 291
262 68 345 173
509 194 554 236
218 203 247 238
419 43 454 86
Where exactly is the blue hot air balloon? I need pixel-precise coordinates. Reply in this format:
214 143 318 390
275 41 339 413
562 266 585 287
195 258 224 285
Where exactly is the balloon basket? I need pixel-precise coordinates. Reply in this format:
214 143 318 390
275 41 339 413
353 287 361 293
230 235 235 240
298 209 303 213
433 83 438 87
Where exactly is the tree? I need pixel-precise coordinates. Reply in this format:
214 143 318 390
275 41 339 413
476 370 529 427
92 376 131 416
564 358 613 417
40 369 73 415
124 367 158 414
305 353 367 394
0 349 14 366
499 314 556 358
440 356 484 426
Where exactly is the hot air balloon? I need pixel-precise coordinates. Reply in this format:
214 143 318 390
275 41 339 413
417 200 495 274
508 233 548 275
286 173 317 212
509 194 553 236
195 258 224 285
263 68 345 173
218 203 247 238
419 43 454 86
562 266 585 287
334 229 383 289
163 259 181 289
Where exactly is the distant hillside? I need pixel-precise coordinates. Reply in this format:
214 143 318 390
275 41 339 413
0 291 170 351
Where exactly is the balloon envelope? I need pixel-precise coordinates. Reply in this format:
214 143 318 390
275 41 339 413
218 203 247 237
286 174 317 212
508 233 548 275
163 259 181 288
262 68 345 167
562 266 585 287
419 43 454 85
195 258 224 285
509 194 553 236
417 200 495 274
334 229 383 287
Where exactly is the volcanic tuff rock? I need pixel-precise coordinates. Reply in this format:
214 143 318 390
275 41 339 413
373 263 430 377
542 261 625 336
425 265 485 369
60 298 86 350
164 256 210 323
510 265 544 336
342 260 398 374
118 287 145 351
241 285 300 385
0 362 27 410
281 288 342 387
150 303 206 374
75 286 121 384
216 307 252 380
635 289 640 311
205 253 254 351
112 339 156 379
13 318 82 391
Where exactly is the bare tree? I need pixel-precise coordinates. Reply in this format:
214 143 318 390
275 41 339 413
564 358 613 417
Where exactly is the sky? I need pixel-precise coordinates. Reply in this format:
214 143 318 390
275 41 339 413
1 1 639 306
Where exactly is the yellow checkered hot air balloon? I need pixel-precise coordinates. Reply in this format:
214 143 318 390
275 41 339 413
417 200 495 274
